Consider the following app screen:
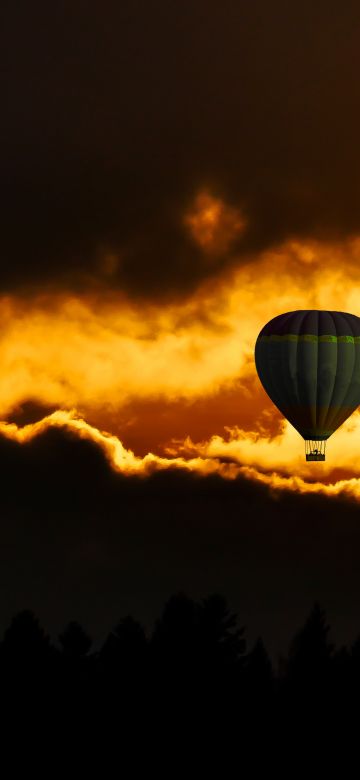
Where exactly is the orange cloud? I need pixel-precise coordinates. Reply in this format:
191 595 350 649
1 410 360 505
184 190 247 255
164 412 360 481
1 231 360 491
2 233 358 423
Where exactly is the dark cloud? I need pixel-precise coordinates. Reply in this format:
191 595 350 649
0 423 360 658
1 0 360 298
5 399 58 426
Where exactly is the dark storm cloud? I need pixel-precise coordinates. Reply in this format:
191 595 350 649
0 0 360 296
1 0 360 298
5 400 58 426
1 424 360 657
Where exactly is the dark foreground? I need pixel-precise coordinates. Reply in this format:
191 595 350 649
1 593 359 750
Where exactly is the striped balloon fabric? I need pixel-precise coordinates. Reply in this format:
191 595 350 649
254 310 360 461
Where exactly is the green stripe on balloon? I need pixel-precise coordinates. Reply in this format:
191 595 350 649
258 334 360 343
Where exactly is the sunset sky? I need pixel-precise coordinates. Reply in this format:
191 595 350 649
2 1 360 655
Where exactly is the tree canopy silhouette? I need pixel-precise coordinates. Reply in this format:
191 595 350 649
59 621 92 658
0 593 358 732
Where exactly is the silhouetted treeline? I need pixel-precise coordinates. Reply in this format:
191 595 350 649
0 594 359 734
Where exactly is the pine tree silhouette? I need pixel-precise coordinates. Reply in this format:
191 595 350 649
59 621 92 657
246 637 273 693
0 593 357 736
284 602 334 720
57 621 93 710
0 609 53 707
1 609 50 662
100 614 147 668
287 603 333 678
151 592 198 666
97 614 148 716
198 593 246 666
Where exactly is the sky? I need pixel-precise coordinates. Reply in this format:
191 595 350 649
2 0 360 656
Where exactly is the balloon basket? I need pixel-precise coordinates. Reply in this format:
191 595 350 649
305 439 326 461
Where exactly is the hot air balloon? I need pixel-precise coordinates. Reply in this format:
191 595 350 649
254 310 360 461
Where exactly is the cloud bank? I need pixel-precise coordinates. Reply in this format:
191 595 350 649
1 1 360 297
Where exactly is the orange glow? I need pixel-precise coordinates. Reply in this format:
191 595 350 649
184 191 247 254
2 410 360 503
1 230 360 501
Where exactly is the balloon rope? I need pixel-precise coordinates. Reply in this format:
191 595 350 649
305 439 326 460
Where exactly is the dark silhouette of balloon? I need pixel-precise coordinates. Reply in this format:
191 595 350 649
254 310 360 460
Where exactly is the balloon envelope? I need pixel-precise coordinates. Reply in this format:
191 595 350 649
254 310 360 456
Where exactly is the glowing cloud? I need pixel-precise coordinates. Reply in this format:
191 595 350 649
1 231 360 492
184 190 247 255
164 412 360 480
1 410 360 504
